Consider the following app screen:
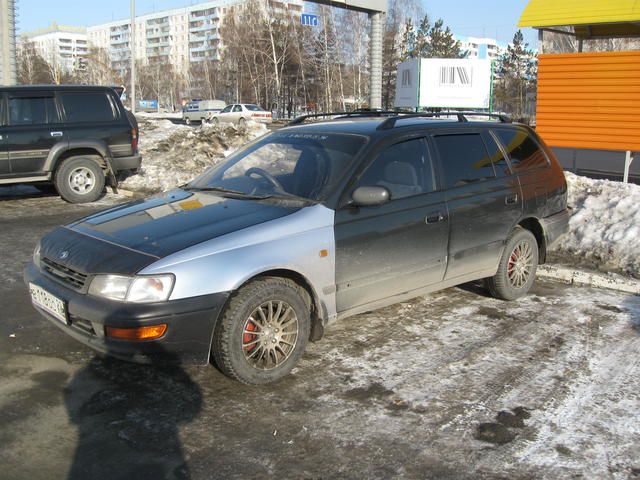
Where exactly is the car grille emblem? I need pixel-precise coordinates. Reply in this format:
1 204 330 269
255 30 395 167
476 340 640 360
59 250 69 260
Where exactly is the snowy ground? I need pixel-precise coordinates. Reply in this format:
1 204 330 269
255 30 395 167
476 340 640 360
121 117 267 193
550 173 640 279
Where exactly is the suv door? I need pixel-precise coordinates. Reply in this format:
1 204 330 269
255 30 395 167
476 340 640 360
0 93 9 175
335 136 448 313
6 91 65 175
432 130 522 281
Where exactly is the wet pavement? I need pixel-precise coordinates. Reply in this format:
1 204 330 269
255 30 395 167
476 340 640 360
1 186 639 480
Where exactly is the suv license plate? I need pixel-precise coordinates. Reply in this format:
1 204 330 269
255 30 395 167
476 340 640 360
29 283 67 324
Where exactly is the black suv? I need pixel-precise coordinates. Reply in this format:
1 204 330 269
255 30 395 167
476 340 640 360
26 111 569 384
0 85 141 203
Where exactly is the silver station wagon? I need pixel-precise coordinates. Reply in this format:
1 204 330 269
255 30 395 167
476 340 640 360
25 112 569 384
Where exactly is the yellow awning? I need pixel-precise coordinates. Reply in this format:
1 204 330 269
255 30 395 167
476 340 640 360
519 0 640 28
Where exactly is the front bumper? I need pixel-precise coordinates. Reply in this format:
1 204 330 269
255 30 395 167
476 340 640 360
24 262 229 365
541 208 570 249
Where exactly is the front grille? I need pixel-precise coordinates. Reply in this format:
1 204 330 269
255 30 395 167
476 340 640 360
42 258 88 290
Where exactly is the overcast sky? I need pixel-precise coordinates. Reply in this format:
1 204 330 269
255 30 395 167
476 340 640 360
17 0 538 47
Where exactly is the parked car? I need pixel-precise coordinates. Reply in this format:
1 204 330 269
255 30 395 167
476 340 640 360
25 111 569 384
0 85 141 203
211 103 273 126
182 99 226 125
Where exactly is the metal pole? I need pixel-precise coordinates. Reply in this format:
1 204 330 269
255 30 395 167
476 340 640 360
130 0 136 113
369 11 383 109
623 150 633 184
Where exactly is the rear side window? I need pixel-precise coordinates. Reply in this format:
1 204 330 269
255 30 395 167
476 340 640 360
495 129 549 171
434 133 496 189
232 105 242 113
60 92 116 123
244 104 264 112
8 97 59 125
483 133 511 177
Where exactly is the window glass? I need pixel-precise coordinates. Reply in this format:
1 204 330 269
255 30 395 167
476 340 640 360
232 105 242 112
9 97 58 125
244 104 264 112
60 92 115 123
220 105 232 113
192 133 366 201
495 129 549 171
484 133 511 177
357 138 435 200
434 133 496 189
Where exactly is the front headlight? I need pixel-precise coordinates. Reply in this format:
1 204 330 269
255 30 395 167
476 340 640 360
33 243 41 266
88 274 174 303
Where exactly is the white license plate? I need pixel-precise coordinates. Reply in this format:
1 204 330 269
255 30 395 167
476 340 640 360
30 283 67 324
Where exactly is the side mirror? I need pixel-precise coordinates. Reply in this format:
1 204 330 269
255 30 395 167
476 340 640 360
351 186 390 207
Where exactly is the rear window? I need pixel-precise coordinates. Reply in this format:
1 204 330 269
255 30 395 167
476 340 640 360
433 133 496 189
8 96 59 125
494 129 549 172
61 92 116 123
244 104 264 112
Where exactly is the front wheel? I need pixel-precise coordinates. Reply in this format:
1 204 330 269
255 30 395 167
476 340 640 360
184 117 191 125
486 227 539 301
212 278 310 384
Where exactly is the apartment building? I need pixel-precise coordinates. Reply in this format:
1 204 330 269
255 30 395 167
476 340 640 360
0 0 17 85
456 36 506 61
22 23 89 72
87 0 303 74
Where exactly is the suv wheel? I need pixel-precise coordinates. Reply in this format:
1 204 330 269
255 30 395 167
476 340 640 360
54 156 105 204
212 278 310 384
486 227 538 300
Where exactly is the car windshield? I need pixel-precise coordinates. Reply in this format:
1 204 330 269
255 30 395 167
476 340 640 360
188 132 366 202
244 104 264 112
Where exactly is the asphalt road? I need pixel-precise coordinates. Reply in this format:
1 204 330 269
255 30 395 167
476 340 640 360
1 186 639 480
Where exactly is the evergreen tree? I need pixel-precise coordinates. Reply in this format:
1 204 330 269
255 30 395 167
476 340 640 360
401 15 465 59
494 30 537 119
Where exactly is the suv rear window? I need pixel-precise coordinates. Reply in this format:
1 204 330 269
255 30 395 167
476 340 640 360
494 129 549 171
434 133 496 189
8 97 59 125
60 92 116 123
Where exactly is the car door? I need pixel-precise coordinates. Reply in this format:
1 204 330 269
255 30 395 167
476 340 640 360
335 136 449 313
432 129 522 281
230 104 243 123
217 104 233 123
6 91 65 175
0 93 9 175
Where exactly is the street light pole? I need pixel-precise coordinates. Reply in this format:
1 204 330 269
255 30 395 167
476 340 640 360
130 0 136 113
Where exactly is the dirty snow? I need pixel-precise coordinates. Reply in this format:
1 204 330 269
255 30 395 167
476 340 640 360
121 118 267 193
551 172 640 279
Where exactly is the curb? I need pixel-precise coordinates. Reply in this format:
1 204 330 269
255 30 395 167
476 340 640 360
537 265 640 295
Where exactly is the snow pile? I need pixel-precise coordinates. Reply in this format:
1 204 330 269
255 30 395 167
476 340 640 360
551 172 640 279
122 119 268 193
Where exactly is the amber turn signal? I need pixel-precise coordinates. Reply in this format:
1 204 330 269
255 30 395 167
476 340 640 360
105 324 167 341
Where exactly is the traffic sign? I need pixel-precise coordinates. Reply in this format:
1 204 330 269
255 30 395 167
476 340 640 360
301 13 319 26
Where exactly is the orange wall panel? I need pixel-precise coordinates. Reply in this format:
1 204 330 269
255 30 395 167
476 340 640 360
536 51 640 151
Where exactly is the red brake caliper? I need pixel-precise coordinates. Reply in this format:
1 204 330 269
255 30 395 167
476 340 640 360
508 251 517 276
243 322 257 351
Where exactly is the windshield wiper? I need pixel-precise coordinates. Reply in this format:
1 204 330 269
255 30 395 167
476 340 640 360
182 185 272 200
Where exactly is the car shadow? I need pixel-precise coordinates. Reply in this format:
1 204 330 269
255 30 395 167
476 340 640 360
456 280 494 299
623 295 640 334
64 348 202 480
0 184 58 201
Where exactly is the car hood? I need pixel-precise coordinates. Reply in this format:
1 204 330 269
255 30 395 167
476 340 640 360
38 189 302 276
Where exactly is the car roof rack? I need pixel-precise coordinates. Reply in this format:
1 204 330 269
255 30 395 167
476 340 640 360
376 111 512 130
287 110 399 126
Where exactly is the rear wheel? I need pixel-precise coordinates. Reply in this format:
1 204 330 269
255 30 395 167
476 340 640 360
54 156 105 204
238 117 246 128
212 277 310 384
486 227 538 300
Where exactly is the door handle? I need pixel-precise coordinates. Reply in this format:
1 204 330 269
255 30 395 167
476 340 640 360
50 131 63 137
505 193 518 205
426 213 446 224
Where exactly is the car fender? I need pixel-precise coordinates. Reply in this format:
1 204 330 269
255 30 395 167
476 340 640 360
139 204 338 323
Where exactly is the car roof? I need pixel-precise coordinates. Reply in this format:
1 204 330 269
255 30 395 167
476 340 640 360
0 84 119 92
277 116 522 136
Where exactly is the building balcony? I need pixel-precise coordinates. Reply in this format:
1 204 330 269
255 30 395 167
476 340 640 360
189 24 215 33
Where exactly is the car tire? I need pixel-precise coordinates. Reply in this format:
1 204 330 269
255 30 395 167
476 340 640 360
238 117 246 128
212 277 310 385
184 117 191 125
486 227 539 301
213 117 219 126
54 156 105 204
